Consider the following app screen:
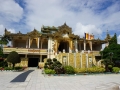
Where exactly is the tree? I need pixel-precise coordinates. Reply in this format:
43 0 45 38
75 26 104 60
109 33 117 45
0 35 11 45
0 35 11 58
0 47 3 58
100 33 120 71
7 51 20 68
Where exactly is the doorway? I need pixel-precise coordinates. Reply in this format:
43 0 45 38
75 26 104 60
28 58 39 67
58 41 69 53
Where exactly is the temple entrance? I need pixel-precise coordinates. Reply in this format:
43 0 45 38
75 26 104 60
28 58 39 67
58 41 69 53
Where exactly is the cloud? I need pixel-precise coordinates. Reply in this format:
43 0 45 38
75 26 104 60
117 35 120 44
74 22 102 38
0 0 23 22
0 25 4 35
0 24 15 35
0 0 120 38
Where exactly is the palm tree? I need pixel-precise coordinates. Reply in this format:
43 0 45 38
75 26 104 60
0 35 11 58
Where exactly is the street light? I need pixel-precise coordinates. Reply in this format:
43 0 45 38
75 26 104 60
109 52 113 62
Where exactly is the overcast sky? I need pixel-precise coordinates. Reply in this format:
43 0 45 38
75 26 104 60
0 0 120 44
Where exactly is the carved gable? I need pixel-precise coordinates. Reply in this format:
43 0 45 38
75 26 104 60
27 29 41 38
58 23 72 34
53 23 79 39
62 33 69 38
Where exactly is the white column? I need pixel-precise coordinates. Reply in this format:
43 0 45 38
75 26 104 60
75 39 78 53
91 41 92 51
29 38 30 48
69 41 72 53
48 37 50 58
38 37 39 48
84 40 86 51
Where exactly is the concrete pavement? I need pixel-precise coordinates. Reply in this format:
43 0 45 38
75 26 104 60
0 68 120 90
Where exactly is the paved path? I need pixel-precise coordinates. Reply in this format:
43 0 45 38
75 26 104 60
11 70 34 82
0 68 120 90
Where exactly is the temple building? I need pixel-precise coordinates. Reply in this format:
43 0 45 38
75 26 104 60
3 23 108 68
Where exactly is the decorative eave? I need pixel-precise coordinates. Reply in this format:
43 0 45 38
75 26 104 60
41 25 58 33
4 28 27 38
52 23 79 39
27 29 41 38
5 28 11 35
91 38 107 44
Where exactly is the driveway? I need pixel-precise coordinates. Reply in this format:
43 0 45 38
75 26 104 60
0 68 120 90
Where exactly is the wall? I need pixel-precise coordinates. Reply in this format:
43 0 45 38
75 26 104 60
56 51 101 68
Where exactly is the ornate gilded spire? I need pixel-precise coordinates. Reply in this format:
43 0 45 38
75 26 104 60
105 30 111 41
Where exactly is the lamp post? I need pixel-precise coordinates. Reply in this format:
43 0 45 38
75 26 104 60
109 52 113 63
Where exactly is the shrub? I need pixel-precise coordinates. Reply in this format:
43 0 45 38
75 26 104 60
44 58 65 74
7 51 20 68
108 65 112 68
0 61 8 67
53 58 57 62
44 65 48 69
74 67 105 73
14 66 22 70
74 68 86 73
112 67 120 73
0 67 4 70
64 66 75 74
4 67 13 70
44 69 56 74
47 58 52 62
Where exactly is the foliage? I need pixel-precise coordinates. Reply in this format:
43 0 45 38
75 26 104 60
7 51 20 68
0 67 4 70
14 66 23 70
75 67 105 73
0 35 11 45
87 67 105 73
64 66 75 74
109 33 117 45
44 58 65 74
0 47 3 58
53 58 57 62
4 67 13 70
100 33 120 71
112 67 120 73
74 68 87 73
44 69 56 74
0 60 8 67
47 58 52 63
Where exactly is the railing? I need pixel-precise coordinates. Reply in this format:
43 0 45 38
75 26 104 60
3 47 28 53
3 47 48 54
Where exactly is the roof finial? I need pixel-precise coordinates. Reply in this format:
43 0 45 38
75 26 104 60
64 22 66 25
107 29 108 34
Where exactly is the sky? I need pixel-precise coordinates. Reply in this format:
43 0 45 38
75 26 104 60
0 0 120 46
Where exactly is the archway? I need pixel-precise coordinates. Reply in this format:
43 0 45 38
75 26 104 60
58 41 69 53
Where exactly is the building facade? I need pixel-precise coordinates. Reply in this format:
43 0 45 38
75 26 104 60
3 23 108 68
